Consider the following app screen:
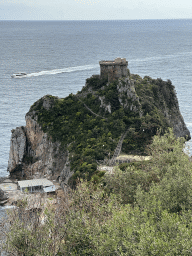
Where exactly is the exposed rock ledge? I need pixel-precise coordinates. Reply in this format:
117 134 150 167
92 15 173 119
7 105 72 184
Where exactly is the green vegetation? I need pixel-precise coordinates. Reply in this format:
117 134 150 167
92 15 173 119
122 75 175 153
4 130 192 255
28 75 184 185
27 74 179 184
29 93 120 185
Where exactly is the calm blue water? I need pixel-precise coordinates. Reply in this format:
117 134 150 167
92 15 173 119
0 19 192 179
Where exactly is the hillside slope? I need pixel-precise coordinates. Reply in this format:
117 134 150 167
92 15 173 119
7 73 190 185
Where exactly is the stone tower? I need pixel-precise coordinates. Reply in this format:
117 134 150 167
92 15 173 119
99 58 128 82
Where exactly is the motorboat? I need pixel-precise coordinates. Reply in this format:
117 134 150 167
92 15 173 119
11 72 27 78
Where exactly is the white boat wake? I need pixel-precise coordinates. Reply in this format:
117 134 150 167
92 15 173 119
12 64 98 78
130 51 192 64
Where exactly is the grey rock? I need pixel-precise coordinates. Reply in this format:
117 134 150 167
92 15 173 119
99 96 111 113
117 77 141 112
7 113 69 181
7 126 26 173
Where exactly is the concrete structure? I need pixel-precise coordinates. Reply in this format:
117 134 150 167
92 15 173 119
18 179 55 193
99 58 128 82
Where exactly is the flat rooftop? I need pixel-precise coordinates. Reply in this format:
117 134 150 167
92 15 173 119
18 179 53 188
99 58 127 65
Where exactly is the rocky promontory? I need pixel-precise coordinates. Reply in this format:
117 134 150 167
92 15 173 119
7 113 69 181
7 70 190 185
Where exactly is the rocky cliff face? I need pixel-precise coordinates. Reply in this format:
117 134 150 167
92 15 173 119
97 77 141 115
117 77 141 112
7 98 71 182
7 126 26 175
161 101 190 139
131 75 191 140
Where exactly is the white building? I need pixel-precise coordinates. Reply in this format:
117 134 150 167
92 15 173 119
17 179 55 193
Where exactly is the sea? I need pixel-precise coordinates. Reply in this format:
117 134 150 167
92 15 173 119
0 19 192 228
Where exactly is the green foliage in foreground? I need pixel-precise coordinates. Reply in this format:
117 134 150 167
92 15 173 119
4 130 192 255
28 74 177 183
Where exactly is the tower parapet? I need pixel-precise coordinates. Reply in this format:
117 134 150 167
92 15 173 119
99 58 128 82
